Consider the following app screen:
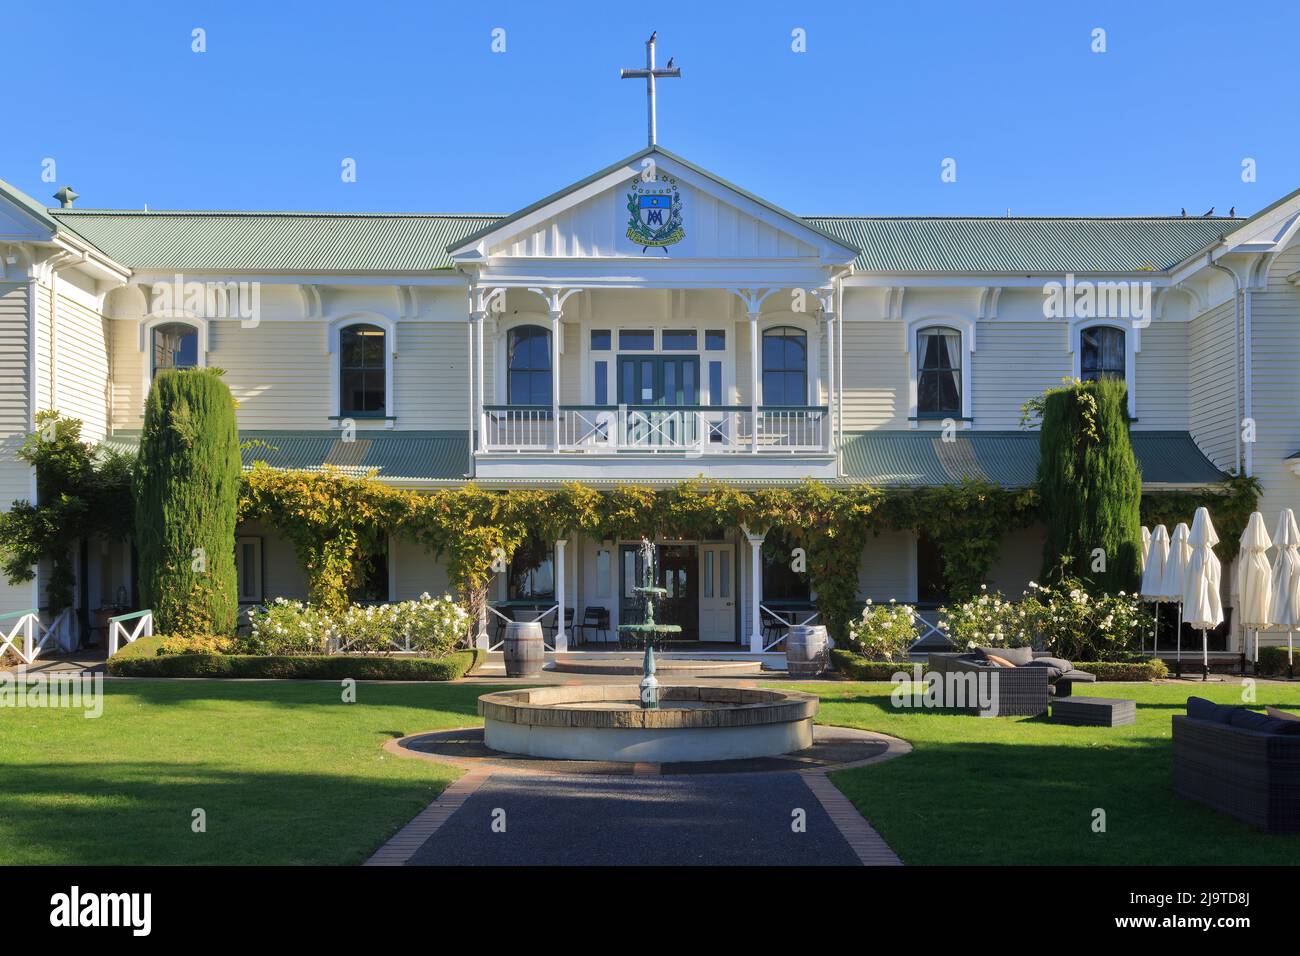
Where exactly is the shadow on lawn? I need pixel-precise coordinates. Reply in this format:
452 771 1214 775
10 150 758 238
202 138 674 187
102 677 507 717
1 760 454 866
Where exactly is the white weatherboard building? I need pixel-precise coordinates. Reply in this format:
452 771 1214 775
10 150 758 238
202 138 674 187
2 145 1299 654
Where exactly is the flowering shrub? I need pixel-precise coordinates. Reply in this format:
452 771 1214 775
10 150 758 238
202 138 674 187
940 572 1150 661
244 594 468 657
1020 579 1148 662
334 594 468 657
939 586 1033 650
846 599 917 661
244 598 331 655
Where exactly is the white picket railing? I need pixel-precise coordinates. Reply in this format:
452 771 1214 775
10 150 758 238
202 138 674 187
483 405 829 454
108 609 152 655
485 603 559 651
0 608 53 665
759 604 821 652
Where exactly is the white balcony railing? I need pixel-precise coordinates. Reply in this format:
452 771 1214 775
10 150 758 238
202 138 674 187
482 405 829 454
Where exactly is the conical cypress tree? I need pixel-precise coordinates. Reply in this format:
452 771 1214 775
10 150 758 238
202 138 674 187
1037 377 1142 594
134 368 242 635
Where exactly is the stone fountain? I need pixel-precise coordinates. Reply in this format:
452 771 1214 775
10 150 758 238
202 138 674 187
478 537 817 762
616 538 682 653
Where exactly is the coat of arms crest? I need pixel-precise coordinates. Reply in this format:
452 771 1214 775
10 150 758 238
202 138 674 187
625 174 684 252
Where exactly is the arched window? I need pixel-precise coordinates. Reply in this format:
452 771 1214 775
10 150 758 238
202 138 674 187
761 326 807 405
340 324 387 415
508 325 552 406
151 323 198 378
916 326 962 416
1080 325 1125 382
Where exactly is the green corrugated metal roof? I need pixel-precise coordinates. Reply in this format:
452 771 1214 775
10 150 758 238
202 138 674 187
103 430 471 482
48 209 1239 275
839 430 1229 487
48 210 499 272
100 428 1227 488
806 217 1239 273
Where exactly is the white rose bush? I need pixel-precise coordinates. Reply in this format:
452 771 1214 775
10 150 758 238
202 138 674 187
846 598 918 661
245 593 468 657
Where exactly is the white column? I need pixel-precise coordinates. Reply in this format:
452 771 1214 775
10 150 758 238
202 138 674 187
554 538 568 652
749 310 760 454
744 527 765 652
467 317 477 453
476 310 487 452
823 307 836 452
550 310 562 450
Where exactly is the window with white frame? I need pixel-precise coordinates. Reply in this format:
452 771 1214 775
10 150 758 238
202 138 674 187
507 325 552 406
916 326 962 417
151 322 199 378
1079 325 1126 382
761 326 808 405
339 323 387 416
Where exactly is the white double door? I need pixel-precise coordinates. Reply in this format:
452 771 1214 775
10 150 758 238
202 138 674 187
697 543 736 643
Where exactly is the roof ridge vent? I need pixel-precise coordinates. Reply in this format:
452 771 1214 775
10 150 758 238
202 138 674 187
53 186 79 208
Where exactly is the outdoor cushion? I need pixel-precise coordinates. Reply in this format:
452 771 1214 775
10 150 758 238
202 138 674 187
983 654 1014 668
1060 670 1096 682
1024 657 1074 681
1266 706 1300 723
1224 709 1300 735
976 645 1033 666
1186 696 1237 724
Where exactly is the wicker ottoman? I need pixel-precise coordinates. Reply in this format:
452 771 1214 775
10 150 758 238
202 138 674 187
1051 696 1136 727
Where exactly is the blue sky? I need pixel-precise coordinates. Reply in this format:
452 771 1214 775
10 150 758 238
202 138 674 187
3 0 1297 217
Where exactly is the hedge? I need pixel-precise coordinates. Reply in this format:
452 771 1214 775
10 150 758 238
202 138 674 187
108 644 481 682
1257 645 1298 677
829 648 1167 682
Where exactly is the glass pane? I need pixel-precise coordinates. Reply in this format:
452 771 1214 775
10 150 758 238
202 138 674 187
662 329 697 351
620 329 654 350
596 549 611 597
624 550 637 598
918 371 940 414
664 362 677 405
705 329 726 351
640 360 655 402
360 329 384 368
720 551 730 598
709 361 722 406
590 329 611 351
763 371 783 406
682 361 696 403
594 361 608 405
340 333 365 368
620 360 636 404
704 550 714 598
938 371 960 412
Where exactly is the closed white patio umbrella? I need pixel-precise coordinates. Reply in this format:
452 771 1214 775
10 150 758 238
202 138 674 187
1141 526 1151 569
1270 509 1300 680
1160 522 1192 677
1183 507 1224 682
1234 512 1273 675
1140 525 1170 658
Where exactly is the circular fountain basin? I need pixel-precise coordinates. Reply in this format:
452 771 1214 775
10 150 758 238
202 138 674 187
478 685 818 763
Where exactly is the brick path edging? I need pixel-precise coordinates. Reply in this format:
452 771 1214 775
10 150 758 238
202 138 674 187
368 725 911 867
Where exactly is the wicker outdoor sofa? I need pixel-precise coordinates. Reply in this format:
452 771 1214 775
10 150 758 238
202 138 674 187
1172 697 1300 833
927 649 1098 717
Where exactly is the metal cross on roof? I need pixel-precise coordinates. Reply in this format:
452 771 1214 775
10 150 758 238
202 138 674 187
619 31 681 147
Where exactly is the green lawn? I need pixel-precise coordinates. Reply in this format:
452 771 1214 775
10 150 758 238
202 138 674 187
814 680 1300 865
4 677 1298 865
0 679 489 865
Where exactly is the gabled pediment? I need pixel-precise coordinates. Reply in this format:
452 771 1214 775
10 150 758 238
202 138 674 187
0 178 59 243
449 147 858 265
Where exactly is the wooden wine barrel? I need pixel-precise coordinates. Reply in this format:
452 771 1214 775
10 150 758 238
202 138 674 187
503 621 545 678
785 625 829 677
